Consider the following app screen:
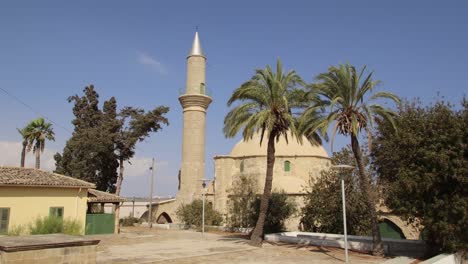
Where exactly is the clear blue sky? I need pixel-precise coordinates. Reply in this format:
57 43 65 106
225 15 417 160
0 1 467 197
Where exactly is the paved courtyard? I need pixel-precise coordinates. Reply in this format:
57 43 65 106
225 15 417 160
90 227 387 264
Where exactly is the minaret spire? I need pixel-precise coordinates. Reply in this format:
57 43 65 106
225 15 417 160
188 31 204 57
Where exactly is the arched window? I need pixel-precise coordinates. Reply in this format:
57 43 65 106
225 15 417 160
200 83 206 94
240 160 244 173
284 160 291 172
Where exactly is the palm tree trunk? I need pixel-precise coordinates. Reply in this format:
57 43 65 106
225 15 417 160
35 149 40 169
115 157 124 195
351 134 384 256
250 132 276 246
20 140 27 167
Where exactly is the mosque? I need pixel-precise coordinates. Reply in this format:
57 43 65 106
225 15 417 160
151 32 420 239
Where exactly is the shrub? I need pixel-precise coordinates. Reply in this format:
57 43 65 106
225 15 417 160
29 216 63 234
62 219 83 235
120 216 139 226
226 175 296 234
7 225 26 236
176 199 223 227
29 216 82 235
301 148 372 236
250 192 296 234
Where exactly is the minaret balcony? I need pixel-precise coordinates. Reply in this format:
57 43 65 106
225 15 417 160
178 85 212 97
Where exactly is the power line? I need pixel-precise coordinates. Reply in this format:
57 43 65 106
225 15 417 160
0 86 73 135
0 86 153 157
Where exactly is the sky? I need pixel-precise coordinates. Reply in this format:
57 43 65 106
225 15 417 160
0 1 467 197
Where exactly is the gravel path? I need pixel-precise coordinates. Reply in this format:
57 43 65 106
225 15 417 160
90 227 387 264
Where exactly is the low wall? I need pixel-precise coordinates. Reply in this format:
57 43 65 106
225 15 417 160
264 232 427 258
421 253 465 264
145 223 252 234
0 234 100 264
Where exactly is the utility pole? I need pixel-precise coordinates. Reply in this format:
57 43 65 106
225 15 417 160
198 179 209 238
148 158 155 229
132 196 135 218
332 164 354 264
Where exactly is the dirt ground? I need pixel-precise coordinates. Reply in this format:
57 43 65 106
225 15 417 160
88 227 388 264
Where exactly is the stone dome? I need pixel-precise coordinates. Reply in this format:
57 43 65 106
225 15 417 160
229 132 329 158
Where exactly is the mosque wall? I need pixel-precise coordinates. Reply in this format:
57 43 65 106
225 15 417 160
213 155 330 217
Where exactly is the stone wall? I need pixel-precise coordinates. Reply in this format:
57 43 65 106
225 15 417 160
265 232 427 258
213 155 330 217
0 245 97 264
0 234 99 264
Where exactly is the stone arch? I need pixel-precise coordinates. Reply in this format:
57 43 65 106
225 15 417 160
379 218 405 239
379 215 422 240
156 212 173 224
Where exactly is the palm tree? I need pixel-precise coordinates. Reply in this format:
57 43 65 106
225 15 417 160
304 63 400 256
224 59 321 246
17 126 32 167
26 118 55 169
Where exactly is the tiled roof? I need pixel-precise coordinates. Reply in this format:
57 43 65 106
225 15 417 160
0 167 95 189
124 196 175 203
88 189 126 203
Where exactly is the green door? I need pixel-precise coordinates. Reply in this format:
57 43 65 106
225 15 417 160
85 214 115 235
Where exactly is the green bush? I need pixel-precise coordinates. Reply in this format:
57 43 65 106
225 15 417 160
301 148 373 236
29 216 82 235
7 225 26 236
62 219 83 235
226 175 296 234
250 192 296 234
120 216 139 226
176 199 223 227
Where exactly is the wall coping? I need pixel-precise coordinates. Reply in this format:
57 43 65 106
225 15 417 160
0 234 100 252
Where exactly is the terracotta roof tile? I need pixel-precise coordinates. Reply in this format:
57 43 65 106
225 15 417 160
88 189 126 203
0 166 95 188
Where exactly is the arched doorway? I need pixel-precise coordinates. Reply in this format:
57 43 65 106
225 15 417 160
156 212 173 224
379 219 406 239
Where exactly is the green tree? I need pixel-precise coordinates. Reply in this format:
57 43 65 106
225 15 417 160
224 59 320 246
114 106 169 195
249 192 296 234
227 175 258 228
372 99 467 253
304 64 400 255
301 147 373 236
25 117 55 169
55 85 119 191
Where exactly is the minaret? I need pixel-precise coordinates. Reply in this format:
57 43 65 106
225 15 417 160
177 32 212 203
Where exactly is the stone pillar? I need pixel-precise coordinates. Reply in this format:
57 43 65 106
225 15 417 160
114 203 120 234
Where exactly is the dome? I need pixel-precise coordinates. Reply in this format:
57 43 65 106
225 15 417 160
229 132 329 158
